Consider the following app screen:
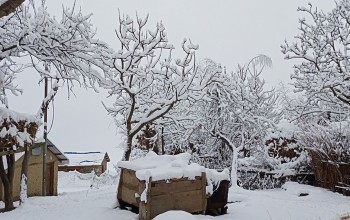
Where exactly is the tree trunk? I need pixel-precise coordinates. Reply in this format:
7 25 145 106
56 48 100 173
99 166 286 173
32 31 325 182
21 148 29 182
124 135 132 161
231 147 239 189
0 154 15 211
0 0 25 18
161 127 165 155
20 148 29 204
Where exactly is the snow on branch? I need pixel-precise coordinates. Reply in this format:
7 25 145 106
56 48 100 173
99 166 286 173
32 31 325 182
36 79 59 119
0 107 40 149
281 0 350 111
102 14 223 160
0 2 112 92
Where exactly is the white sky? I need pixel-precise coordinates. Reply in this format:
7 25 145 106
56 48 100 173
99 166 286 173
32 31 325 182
7 0 335 164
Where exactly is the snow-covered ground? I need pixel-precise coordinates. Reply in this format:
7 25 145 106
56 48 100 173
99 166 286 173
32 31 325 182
0 171 349 220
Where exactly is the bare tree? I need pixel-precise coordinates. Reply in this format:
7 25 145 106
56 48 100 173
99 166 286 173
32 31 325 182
103 14 222 161
0 2 110 210
197 55 280 186
281 1 350 114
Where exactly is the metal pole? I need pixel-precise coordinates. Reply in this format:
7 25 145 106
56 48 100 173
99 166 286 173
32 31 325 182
42 75 48 196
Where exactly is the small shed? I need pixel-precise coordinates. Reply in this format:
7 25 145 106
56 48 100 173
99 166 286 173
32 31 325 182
117 152 230 220
58 151 110 175
0 139 68 201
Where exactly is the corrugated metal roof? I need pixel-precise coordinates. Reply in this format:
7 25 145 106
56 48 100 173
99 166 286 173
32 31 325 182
34 139 69 162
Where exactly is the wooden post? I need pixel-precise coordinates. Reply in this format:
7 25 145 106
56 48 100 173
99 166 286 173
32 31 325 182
201 172 207 214
139 177 152 220
42 77 48 196
117 169 124 206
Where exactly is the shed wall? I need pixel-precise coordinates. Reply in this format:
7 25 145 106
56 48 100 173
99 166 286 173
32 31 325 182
0 147 59 201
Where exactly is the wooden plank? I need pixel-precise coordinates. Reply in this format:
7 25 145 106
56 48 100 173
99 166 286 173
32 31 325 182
46 162 54 196
139 177 152 220
150 190 204 218
119 185 139 207
118 168 141 205
151 176 201 184
201 172 207 214
146 177 152 220
137 180 146 204
141 173 206 219
120 182 139 192
122 169 139 189
119 169 207 219
150 178 202 196
117 168 124 202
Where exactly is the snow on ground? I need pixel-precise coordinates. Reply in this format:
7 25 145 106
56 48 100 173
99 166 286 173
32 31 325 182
225 184 350 220
0 171 349 220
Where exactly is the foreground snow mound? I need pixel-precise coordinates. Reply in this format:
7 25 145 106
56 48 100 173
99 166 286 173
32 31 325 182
282 181 311 196
153 211 196 220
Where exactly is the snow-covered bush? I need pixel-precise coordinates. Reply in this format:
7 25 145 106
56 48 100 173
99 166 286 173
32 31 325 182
129 148 150 161
298 121 350 195
265 120 311 173
135 124 161 154
237 120 313 190
161 56 281 187
282 0 350 109
299 122 350 163
281 0 350 193
238 171 285 190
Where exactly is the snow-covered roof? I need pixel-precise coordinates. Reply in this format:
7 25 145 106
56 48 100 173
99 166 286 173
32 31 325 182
63 151 110 166
34 139 69 163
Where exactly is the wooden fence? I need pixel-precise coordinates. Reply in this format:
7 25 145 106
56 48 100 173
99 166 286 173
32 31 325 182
311 152 350 196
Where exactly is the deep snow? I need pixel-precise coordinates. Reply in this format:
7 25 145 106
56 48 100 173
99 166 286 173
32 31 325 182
0 171 349 220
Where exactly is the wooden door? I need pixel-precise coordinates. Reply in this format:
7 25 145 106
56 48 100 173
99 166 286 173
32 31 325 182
46 162 54 196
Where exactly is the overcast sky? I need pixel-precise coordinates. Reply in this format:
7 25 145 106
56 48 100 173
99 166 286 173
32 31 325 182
7 0 335 164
